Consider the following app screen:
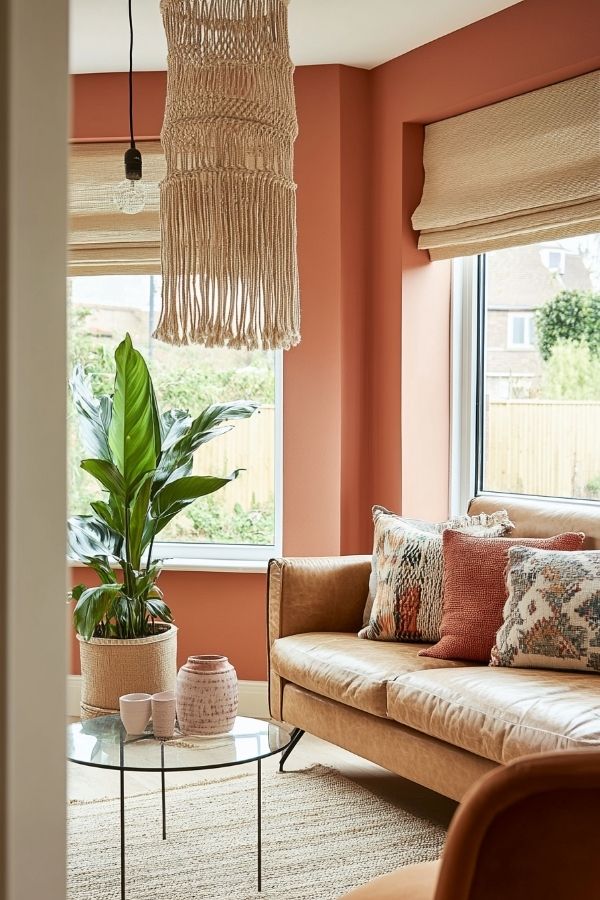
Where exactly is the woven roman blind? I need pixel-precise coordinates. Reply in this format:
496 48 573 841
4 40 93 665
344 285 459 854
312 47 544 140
412 70 600 260
69 141 166 275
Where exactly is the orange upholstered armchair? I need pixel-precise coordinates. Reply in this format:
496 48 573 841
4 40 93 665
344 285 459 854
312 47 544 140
340 749 600 899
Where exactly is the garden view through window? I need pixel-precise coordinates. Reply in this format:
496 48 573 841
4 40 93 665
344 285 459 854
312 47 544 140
68 274 277 548
480 233 600 501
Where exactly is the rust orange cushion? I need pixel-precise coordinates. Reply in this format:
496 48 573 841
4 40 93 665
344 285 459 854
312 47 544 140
418 529 585 662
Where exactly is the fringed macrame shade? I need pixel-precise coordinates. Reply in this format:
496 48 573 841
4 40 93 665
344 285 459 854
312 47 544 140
156 0 300 350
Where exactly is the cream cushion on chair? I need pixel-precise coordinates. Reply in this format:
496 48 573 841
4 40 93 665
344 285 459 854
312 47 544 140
386 666 600 763
271 633 472 717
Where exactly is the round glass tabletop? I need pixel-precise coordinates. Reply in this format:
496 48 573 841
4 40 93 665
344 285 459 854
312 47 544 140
67 715 293 773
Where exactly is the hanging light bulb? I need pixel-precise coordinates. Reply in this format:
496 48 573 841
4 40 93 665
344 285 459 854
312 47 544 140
113 0 145 215
113 178 146 214
114 147 146 214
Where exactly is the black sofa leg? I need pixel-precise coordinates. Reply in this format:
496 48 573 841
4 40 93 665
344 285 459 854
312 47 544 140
279 728 305 772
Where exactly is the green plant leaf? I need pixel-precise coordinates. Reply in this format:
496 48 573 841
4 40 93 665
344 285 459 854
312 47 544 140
151 469 243 537
160 409 192 451
153 451 194 493
111 592 140 639
69 364 113 461
74 584 123 640
86 558 117 585
90 498 124 537
133 564 163 598
176 401 259 457
67 515 122 561
152 471 242 522
163 462 194 487
80 459 126 500
108 334 160 497
128 472 154 569
145 597 173 623
70 583 86 603
152 401 258 492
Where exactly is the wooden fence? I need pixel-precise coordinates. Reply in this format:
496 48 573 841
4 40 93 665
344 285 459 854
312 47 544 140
486 400 600 499
194 400 600 508
193 405 275 510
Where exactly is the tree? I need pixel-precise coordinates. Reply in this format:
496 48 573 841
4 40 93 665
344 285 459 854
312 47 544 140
541 341 600 401
535 290 600 361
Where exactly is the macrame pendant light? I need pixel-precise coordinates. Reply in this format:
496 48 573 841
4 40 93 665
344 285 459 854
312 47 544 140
156 0 300 350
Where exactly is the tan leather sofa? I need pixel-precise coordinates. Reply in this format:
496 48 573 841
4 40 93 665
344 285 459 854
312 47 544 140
268 496 600 800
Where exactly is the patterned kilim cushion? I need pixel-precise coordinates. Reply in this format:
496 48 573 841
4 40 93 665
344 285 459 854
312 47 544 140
492 546 600 673
359 507 513 643
361 515 449 627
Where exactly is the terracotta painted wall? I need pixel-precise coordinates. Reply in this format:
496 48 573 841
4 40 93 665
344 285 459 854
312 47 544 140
70 0 600 677
369 0 600 521
69 65 371 678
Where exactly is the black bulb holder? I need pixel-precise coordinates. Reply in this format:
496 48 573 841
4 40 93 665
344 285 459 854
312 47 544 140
124 146 142 181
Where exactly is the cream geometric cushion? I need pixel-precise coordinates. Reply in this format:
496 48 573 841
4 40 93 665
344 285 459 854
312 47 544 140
492 546 600 673
359 506 513 643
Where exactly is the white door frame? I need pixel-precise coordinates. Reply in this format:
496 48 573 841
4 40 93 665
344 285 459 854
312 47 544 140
1 2 68 898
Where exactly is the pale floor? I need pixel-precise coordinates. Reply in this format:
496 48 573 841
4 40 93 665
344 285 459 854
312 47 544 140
67 724 457 830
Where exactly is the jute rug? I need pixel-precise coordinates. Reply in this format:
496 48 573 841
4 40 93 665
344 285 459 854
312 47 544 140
68 765 445 900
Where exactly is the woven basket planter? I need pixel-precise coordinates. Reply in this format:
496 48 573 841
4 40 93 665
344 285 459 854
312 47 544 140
77 624 177 719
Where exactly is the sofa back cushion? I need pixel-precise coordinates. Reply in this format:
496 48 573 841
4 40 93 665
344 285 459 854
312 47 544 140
492 546 600 673
469 495 600 549
359 507 512 643
419 530 585 662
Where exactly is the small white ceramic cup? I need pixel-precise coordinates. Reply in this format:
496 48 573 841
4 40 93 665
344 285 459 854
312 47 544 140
151 690 177 739
119 693 152 735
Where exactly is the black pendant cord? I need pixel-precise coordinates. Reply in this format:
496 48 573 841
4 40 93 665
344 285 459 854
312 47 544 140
128 0 135 150
123 0 142 181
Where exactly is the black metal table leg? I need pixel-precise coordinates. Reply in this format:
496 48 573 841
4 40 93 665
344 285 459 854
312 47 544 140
119 736 126 900
279 728 305 772
161 742 167 840
257 757 262 893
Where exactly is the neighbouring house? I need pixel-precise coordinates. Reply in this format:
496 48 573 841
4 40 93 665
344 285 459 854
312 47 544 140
485 240 594 399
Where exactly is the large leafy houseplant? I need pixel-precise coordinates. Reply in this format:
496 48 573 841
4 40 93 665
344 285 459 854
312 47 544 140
69 334 257 641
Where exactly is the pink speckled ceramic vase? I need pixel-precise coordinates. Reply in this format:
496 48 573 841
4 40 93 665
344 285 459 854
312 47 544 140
176 655 238 735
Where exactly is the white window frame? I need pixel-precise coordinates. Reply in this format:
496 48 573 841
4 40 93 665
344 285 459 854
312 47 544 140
68 271 284 571
451 253 600 514
153 349 284 569
507 311 535 349
449 255 479 515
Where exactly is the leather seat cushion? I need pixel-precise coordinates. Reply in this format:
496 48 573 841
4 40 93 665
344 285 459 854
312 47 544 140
271 633 471 717
386 666 600 763
338 860 440 899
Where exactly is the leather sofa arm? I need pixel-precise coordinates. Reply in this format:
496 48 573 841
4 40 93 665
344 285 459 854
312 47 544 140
267 555 372 646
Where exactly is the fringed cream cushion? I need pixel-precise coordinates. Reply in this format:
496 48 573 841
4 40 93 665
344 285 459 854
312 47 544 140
360 507 513 643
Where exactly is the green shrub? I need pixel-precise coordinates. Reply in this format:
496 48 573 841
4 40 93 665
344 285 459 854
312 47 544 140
536 290 600 362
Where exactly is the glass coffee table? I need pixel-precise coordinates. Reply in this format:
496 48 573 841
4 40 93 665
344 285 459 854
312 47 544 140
67 715 295 899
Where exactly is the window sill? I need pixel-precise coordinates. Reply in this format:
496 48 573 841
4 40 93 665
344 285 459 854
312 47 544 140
158 557 271 574
67 557 272 575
